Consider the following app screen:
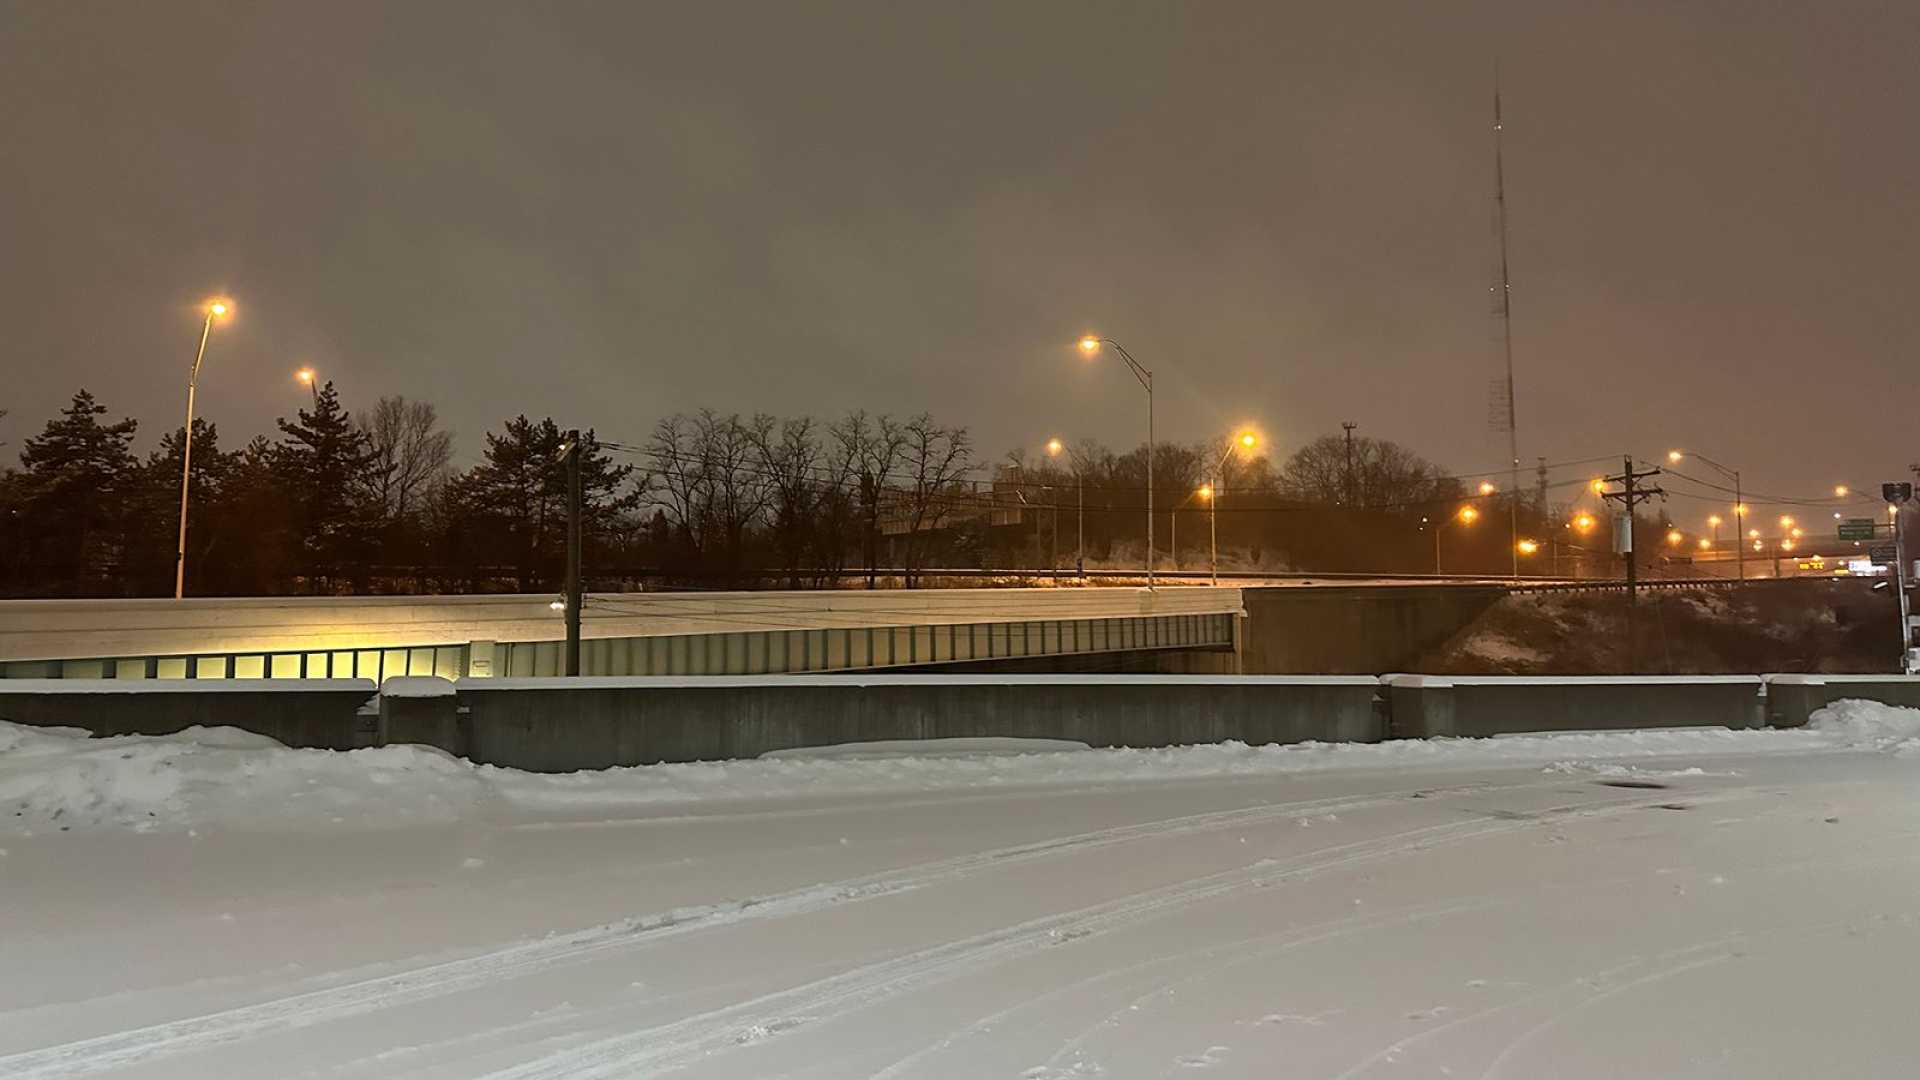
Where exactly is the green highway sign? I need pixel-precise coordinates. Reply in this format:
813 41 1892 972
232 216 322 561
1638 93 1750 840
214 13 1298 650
1838 518 1877 541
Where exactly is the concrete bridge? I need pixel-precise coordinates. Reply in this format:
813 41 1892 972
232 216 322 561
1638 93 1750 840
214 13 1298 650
0 583 1512 681
0 588 1245 681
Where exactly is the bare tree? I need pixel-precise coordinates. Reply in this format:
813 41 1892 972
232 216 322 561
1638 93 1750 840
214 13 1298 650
812 420 860 584
355 397 452 523
646 412 712 561
830 410 906 588
1279 433 1458 510
644 410 771 581
896 413 973 587
748 414 822 588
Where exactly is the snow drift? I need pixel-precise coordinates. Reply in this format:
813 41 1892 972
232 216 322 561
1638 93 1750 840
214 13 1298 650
6 700 1919 836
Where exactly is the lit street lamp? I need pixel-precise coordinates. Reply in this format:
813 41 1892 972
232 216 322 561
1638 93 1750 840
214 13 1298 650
1432 503 1479 574
1668 449 1745 581
1171 484 1210 570
174 297 232 600
1079 335 1154 585
1207 430 1259 586
1046 437 1084 576
296 366 318 406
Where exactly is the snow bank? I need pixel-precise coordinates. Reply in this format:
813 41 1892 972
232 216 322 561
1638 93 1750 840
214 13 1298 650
10 700 1920 836
0 721 484 835
1805 698 1920 752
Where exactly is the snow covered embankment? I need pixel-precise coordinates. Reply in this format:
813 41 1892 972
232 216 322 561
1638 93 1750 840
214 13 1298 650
4 700 1916 836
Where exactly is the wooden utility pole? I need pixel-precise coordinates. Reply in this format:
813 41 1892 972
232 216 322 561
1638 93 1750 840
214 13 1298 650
1598 456 1664 669
1341 421 1358 507
563 429 583 676
1599 456 1664 603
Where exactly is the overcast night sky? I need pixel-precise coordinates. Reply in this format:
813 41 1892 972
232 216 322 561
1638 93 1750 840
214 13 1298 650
4 1 1916 523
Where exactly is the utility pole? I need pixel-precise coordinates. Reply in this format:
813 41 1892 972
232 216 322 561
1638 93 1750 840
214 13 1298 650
1076 470 1085 577
1341 421 1358 507
1598 456 1664 669
1598 456 1664 603
1886 482 1915 673
1535 456 1548 517
562 430 583 676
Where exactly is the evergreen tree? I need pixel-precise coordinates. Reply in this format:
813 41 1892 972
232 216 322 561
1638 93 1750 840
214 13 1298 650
124 419 235 594
274 381 377 586
14 391 138 592
442 416 637 590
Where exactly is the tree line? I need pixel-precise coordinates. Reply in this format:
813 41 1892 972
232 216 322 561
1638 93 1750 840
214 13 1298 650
1 388 1571 598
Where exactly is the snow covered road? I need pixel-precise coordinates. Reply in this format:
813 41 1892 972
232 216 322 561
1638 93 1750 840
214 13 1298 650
5 705 1920 1078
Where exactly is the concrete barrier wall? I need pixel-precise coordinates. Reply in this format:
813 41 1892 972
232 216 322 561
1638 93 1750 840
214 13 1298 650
1765 675 1920 728
452 675 1383 771
9 672 1872 772
0 679 378 749
1383 675 1764 739
1240 586 1506 674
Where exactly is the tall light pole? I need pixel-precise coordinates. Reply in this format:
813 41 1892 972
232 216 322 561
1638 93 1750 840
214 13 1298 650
1669 450 1744 582
1046 436 1081 579
1079 336 1153 587
1173 485 1209 570
296 366 318 406
1433 503 1480 574
175 298 231 600
1209 431 1258 586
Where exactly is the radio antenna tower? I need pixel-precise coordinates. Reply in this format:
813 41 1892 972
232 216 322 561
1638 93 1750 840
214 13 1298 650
1490 68 1521 578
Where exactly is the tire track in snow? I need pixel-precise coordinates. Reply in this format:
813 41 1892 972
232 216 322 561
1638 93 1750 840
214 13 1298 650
0 779 1510 1078
894 785 1777 1079
470 786 1713 1080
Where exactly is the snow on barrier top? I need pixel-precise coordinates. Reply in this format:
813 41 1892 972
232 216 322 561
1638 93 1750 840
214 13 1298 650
456 674 1382 692
379 676 458 698
1380 673 1764 689
0 678 378 694
1765 674 1920 686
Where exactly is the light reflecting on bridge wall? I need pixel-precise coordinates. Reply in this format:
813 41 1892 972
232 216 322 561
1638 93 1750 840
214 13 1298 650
1 614 1235 682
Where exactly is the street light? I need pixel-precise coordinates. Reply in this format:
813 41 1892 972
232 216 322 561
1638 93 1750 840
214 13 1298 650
1079 335 1154 585
1478 480 1497 496
1207 430 1259 586
296 366 318 406
1835 485 1850 498
1046 436 1084 576
1572 512 1596 532
174 296 233 599
1170 484 1210 570
1517 537 1539 556
1668 449 1745 581
1434 503 1479 574
1666 529 1683 546
1698 537 1712 550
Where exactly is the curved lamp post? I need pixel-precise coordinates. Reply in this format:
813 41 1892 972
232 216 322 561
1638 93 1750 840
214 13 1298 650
1079 336 1153 586
175 298 231 599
